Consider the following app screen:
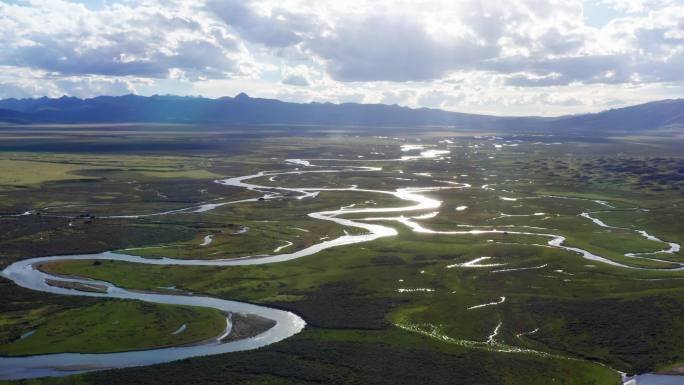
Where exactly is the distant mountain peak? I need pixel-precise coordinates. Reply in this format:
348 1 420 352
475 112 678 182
0 94 681 133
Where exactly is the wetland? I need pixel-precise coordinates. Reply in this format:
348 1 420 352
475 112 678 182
0 125 683 385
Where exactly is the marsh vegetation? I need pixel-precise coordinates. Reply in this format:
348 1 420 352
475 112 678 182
0 125 683 384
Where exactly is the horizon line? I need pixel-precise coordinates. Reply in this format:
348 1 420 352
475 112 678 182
2 93 683 120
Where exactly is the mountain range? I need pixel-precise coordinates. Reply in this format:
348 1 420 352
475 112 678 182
1 93 683 133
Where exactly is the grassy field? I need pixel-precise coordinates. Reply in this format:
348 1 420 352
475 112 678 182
0 300 226 355
0 126 683 384
0 159 98 186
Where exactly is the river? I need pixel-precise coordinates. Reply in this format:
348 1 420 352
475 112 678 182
1 152 681 382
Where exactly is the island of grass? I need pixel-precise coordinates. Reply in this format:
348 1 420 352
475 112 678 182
0 300 227 356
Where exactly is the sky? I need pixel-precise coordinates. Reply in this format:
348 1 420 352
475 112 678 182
1 0 684 116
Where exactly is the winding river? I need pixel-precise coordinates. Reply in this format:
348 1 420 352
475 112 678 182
0 162 455 379
0 152 681 382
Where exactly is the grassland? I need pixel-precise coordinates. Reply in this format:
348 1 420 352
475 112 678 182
0 300 226 355
0 159 98 186
0 125 683 384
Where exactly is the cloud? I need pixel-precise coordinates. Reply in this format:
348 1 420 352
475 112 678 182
596 0 674 14
206 0 316 47
0 0 241 79
380 90 416 106
417 90 466 109
3 0 682 87
0 0 684 116
282 74 310 86
307 14 499 82
298 0 684 88
0 66 140 98
498 54 632 86
300 1 598 82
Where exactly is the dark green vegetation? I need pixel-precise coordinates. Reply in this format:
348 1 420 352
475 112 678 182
4 332 617 385
519 156 684 194
1 124 684 384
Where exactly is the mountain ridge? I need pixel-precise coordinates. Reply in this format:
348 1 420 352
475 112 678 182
0 93 682 133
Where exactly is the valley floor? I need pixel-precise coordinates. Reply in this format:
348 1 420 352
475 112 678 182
1 126 683 384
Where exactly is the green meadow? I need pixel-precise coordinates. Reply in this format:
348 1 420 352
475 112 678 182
1 126 683 384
